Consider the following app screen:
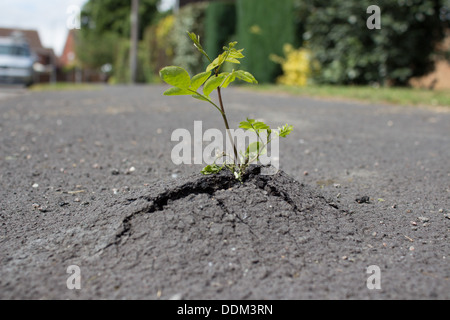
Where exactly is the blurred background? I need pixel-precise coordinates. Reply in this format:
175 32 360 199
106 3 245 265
0 0 450 94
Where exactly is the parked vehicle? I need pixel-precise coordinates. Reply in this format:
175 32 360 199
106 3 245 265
0 37 35 86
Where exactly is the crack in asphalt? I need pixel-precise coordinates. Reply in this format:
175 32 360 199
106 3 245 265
110 173 238 247
109 166 306 250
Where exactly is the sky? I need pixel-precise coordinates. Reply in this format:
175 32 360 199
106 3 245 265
0 0 176 56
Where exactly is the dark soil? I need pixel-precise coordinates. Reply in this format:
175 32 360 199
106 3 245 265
0 85 449 299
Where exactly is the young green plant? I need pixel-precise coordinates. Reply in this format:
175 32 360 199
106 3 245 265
160 32 293 181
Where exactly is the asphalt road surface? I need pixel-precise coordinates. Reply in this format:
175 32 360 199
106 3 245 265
0 85 449 299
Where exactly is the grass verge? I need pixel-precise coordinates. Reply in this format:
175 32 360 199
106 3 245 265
29 82 103 92
246 84 450 107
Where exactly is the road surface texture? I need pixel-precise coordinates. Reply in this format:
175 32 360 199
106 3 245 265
0 85 449 299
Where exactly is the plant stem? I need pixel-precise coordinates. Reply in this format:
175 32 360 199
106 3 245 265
217 86 239 167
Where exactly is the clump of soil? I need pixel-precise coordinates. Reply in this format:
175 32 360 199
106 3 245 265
91 166 353 299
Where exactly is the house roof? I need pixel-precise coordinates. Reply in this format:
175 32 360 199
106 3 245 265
0 28 43 50
60 30 77 66
0 27 58 65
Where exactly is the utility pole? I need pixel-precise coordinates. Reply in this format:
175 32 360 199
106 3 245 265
174 0 180 14
130 0 139 84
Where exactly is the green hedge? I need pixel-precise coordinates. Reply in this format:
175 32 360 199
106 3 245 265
237 0 295 83
296 0 446 86
205 1 237 62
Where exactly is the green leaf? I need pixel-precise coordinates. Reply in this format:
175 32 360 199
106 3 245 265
163 87 192 96
227 48 245 61
278 124 294 138
253 122 270 131
221 71 236 89
239 119 256 130
203 74 227 97
190 71 211 91
239 119 270 133
192 94 209 102
187 31 211 61
225 58 241 64
235 70 258 84
206 46 245 72
201 164 223 175
206 54 226 72
160 66 191 89
187 31 198 45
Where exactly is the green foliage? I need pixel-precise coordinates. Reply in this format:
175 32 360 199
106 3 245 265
160 66 191 88
201 164 224 175
143 13 175 81
111 40 154 84
239 119 271 134
77 0 159 82
205 1 237 60
278 124 294 138
237 0 295 83
160 33 293 181
296 0 447 86
206 41 245 72
75 31 119 69
80 0 159 39
172 3 209 76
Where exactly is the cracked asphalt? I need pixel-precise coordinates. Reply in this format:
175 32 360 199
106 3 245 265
0 84 449 299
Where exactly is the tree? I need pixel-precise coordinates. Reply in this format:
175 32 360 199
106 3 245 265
80 0 159 39
76 0 159 73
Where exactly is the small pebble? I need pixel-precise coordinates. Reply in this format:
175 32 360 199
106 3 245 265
32 183 39 188
129 167 136 173
356 196 370 204
38 206 48 212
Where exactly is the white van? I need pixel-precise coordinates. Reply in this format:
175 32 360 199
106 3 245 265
0 37 35 86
